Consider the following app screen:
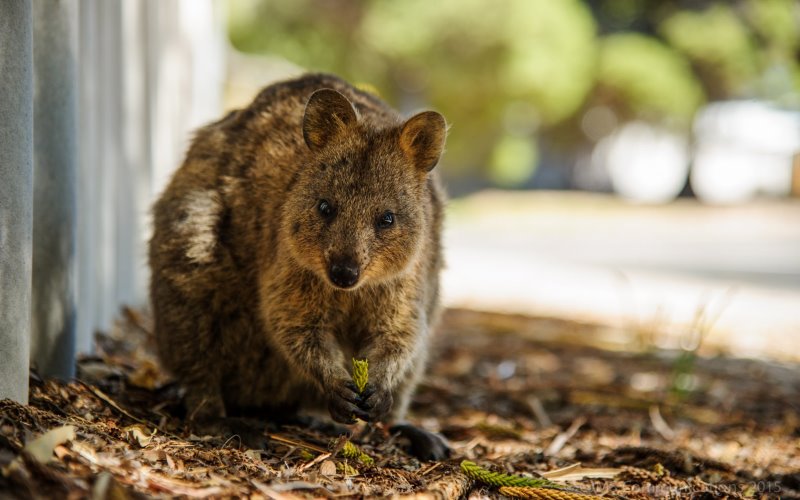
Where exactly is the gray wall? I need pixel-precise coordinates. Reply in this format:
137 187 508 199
1 0 224 400
0 0 34 404
30 0 79 379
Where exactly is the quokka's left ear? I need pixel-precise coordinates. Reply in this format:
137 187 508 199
303 89 358 151
399 111 447 173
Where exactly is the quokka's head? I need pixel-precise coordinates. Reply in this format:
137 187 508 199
282 88 447 290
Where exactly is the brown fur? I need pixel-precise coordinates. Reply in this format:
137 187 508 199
149 74 447 426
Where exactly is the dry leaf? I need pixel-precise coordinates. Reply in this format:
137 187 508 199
24 425 76 463
54 445 71 460
147 477 225 498
127 359 161 390
123 424 155 447
142 449 166 463
270 481 327 492
541 463 622 481
92 471 133 500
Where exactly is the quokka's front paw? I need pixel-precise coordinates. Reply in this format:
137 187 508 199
357 383 393 422
328 380 369 424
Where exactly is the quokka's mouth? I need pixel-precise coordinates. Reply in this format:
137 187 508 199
327 273 360 290
329 279 359 290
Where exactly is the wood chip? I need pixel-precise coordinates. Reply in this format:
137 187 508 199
319 459 337 477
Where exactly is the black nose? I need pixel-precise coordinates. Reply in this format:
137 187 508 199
328 259 360 288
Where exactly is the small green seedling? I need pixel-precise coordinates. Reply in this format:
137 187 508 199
341 440 374 466
352 358 369 394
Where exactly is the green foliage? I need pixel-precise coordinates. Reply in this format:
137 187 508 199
228 0 356 75
360 0 597 169
360 0 596 125
228 0 596 172
597 33 704 127
336 461 359 476
669 350 698 400
460 460 561 488
660 5 758 98
745 0 800 53
488 135 539 187
226 0 799 186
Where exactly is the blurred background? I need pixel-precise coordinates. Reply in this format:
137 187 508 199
225 0 800 199
4 0 799 391
222 0 800 361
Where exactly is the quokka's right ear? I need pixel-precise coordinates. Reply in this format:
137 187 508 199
303 89 358 151
399 111 447 173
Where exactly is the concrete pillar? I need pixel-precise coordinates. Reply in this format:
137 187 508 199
30 0 79 378
0 0 34 403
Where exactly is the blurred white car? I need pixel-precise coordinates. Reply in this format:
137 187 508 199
692 101 800 204
597 101 800 204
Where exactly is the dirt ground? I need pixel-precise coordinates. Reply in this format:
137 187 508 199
1 307 798 499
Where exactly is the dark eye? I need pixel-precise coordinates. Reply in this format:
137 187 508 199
318 199 334 219
377 211 394 229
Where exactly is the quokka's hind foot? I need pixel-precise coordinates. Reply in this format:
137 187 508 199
390 423 451 461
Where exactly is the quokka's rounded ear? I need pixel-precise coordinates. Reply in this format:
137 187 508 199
399 111 447 172
303 89 358 151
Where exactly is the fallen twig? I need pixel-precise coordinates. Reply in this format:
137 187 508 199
267 433 329 454
545 416 586 456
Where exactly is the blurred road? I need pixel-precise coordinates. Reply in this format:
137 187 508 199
441 191 800 361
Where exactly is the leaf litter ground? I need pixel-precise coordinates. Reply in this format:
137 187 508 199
1 308 798 499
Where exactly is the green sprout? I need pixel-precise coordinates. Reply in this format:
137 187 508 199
341 440 374 466
352 358 369 394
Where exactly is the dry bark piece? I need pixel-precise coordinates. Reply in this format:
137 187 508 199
319 459 336 477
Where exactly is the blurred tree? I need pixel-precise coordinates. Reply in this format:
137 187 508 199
660 4 759 99
739 0 799 107
228 0 799 188
745 0 799 53
596 33 704 126
228 0 596 181
228 1 364 76
361 0 597 180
